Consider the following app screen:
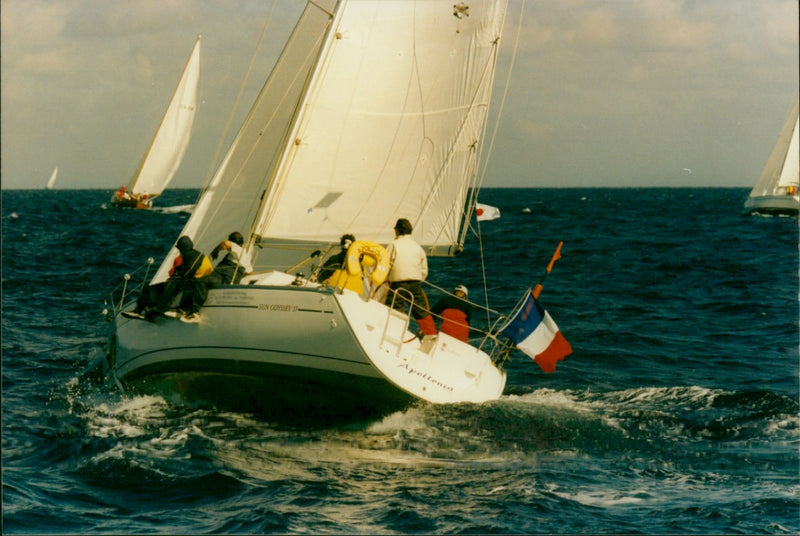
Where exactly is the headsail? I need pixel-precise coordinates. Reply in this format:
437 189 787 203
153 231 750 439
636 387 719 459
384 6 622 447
153 0 507 282
126 37 201 199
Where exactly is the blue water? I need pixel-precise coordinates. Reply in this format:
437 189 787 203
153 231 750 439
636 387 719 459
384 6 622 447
2 188 798 534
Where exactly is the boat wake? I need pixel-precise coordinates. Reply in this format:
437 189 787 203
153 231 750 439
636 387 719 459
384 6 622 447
65 381 798 483
154 204 194 214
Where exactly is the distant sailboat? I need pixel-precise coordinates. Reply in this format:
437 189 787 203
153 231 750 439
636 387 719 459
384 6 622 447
45 167 58 190
743 99 799 216
111 37 201 209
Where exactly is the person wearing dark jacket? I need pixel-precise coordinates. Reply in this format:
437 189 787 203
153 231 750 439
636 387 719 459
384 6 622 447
431 284 472 342
317 234 355 283
123 235 212 322
207 231 253 286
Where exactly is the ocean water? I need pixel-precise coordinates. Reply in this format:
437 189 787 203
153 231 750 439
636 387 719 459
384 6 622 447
2 187 798 534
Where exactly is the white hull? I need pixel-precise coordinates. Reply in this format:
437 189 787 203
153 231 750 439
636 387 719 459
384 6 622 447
109 277 506 421
743 194 799 215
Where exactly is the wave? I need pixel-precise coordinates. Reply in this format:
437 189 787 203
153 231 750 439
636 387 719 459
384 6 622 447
59 383 798 481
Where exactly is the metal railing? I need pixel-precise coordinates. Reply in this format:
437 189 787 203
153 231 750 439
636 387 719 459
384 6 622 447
381 283 515 368
103 257 156 320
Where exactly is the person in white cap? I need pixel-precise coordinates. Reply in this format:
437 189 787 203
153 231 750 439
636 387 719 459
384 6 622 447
431 284 472 342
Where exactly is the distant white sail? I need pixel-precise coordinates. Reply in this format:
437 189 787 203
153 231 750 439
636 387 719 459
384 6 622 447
124 37 201 200
45 167 58 190
744 99 799 215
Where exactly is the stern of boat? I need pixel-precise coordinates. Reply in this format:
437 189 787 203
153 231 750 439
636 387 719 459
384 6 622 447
335 291 507 404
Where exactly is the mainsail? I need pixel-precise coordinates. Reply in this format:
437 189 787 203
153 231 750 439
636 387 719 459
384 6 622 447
125 37 201 200
154 0 505 281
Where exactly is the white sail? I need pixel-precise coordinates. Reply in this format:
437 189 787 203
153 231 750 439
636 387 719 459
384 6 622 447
744 99 799 214
256 1 504 253
776 114 799 189
45 167 58 190
155 0 505 280
126 37 201 199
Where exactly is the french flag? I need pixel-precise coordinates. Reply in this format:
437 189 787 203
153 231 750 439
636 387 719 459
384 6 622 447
500 292 572 373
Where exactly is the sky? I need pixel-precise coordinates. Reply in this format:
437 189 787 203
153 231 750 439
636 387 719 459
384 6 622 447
1 0 798 190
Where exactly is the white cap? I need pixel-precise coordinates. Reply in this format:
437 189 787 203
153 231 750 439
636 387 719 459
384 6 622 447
454 284 468 298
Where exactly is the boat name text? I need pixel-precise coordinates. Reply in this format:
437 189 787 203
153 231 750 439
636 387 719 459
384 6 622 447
398 363 454 392
259 303 299 312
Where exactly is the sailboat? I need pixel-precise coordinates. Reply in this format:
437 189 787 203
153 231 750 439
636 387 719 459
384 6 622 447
111 37 201 209
45 167 58 190
105 1 570 422
743 99 799 216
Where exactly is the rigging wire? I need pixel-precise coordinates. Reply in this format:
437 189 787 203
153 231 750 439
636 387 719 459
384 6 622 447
196 0 279 201
475 0 525 193
148 2 279 283
472 0 526 325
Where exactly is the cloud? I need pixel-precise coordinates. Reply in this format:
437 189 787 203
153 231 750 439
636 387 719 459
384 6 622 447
0 0 797 189
633 1 716 50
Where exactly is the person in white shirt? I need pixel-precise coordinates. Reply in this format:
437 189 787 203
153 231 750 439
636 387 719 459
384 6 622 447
385 218 437 337
208 231 254 286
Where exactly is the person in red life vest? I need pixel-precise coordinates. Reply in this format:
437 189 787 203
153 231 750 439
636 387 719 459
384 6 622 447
431 284 472 342
385 218 437 337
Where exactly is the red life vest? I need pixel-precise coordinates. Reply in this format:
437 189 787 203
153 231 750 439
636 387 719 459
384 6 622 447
439 309 469 342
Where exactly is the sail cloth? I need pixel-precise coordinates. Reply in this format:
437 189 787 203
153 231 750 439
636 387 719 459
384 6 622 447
253 0 507 256
152 0 507 282
127 37 201 198
500 291 572 373
46 167 58 190
475 202 500 221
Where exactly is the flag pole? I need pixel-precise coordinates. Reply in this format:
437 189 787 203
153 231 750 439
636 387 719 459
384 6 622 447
532 241 563 299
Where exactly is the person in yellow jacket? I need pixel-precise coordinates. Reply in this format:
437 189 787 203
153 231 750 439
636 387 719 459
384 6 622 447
123 235 212 322
385 218 437 337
